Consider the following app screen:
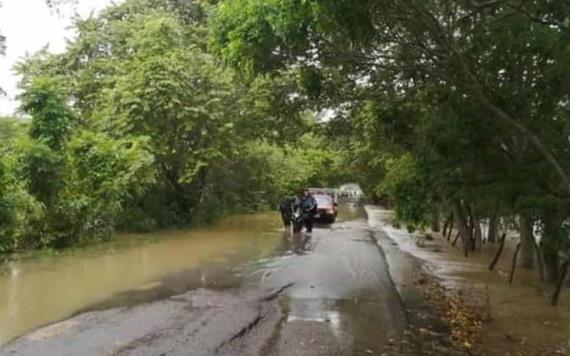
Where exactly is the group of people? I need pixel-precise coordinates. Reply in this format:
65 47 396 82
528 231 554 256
278 189 318 233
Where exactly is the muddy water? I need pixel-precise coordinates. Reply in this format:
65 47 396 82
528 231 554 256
0 205 369 347
0 211 290 345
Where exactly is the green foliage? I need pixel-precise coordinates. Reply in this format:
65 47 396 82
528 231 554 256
195 134 345 224
0 76 157 250
0 184 45 252
0 117 28 150
211 0 376 75
18 138 64 209
0 0 350 252
237 73 309 143
211 0 570 285
211 0 303 74
20 77 72 151
90 13 239 226
19 77 71 209
49 132 155 247
380 154 429 227
0 148 45 252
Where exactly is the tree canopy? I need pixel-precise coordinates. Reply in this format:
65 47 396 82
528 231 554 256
0 0 349 250
2 0 570 303
211 0 570 300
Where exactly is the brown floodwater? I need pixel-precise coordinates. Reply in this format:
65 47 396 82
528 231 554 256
0 211 289 345
0 204 366 347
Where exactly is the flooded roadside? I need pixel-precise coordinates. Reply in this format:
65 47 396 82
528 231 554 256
0 203 369 348
1 203 468 356
2 203 443 356
0 211 284 345
366 205 570 355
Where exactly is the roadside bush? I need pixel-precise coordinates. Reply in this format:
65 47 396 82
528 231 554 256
49 132 155 247
380 154 430 228
0 158 45 251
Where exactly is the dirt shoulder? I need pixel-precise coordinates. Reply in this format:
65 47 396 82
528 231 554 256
368 208 475 355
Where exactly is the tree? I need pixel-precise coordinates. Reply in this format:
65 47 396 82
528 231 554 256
19 76 72 208
212 0 570 192
211 0 570 294
51 131 155 246
14 73 155 248
3 0 351 250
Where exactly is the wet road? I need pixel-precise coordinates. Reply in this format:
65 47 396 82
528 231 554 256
252 218 406 355
0 205 415 355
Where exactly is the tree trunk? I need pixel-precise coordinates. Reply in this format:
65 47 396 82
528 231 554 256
488 211 499 243
489 233 506 271
186 167 209 222
443 212 453 237
466 204 474 235
509 243 522 285
541 217 562 283
519 214 535 269
452 231 460 247
465 204 477 251
551 259 570 306
431 205 441 232
447 219 454 241
544 244 560 284
531 235 547 282
473 214 483 251
452 200 473 257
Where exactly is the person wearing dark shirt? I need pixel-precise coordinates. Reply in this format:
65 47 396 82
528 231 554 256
296 189 317 233
279 197 294 229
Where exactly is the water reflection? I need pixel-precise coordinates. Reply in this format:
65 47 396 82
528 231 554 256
276 232 313 256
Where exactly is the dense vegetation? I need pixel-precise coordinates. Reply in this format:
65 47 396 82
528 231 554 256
0 0 349 252
212 0 570 303
2 0 570 303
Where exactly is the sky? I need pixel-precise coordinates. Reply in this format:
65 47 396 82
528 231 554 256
0 0 117 116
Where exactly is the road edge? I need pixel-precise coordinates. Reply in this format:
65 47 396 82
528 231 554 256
364 205 473 355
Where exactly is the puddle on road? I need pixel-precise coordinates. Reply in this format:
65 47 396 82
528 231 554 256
271 292 404 355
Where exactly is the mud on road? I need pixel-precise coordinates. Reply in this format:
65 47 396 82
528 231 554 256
1 206 461 356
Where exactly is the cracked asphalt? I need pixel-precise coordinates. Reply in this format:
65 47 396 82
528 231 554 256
0 206 440 356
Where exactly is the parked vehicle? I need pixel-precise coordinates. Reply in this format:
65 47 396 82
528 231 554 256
313 193 337 223
308 188 339 205
338 183 363 201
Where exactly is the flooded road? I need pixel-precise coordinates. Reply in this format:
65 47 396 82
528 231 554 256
247 211 406 355
0 204 430 355
0 212 284 345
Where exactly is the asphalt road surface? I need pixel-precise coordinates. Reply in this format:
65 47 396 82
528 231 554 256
1 208 447 356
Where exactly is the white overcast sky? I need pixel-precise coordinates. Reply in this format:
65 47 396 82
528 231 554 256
0 0 119 116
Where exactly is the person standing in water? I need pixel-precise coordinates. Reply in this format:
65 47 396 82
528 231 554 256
297 189 317 233
279 196 295 229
